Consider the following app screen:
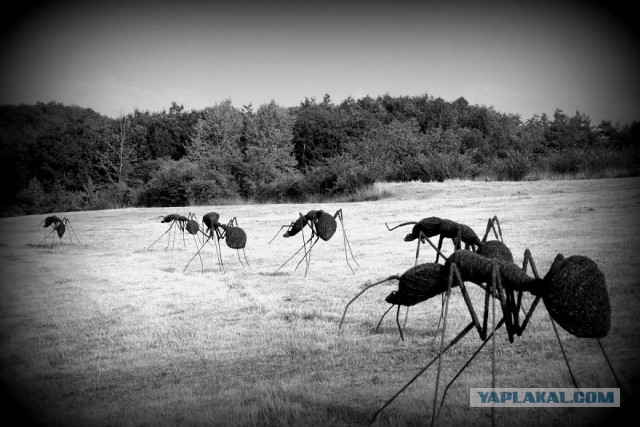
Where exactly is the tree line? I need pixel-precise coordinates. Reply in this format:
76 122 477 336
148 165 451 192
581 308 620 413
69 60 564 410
1 94 639 216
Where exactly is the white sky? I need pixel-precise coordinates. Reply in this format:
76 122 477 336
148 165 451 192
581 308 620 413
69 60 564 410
1 0 638 124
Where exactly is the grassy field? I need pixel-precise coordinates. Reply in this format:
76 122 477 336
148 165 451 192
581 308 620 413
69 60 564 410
1 177 639 426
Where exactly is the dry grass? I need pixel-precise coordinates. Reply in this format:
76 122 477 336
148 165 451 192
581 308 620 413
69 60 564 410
1 177 639 426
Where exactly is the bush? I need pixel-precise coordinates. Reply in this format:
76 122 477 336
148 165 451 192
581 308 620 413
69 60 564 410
544 149 581 175
138 159 198 207
490 150 532 181
256 172 306 202
537 146 640 178
305 154 375 196
389 152 479 182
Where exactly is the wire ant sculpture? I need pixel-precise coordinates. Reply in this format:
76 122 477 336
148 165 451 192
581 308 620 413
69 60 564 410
184 215 250 273
269 209 359 277
368 216 512 338
38 215 80 246
148 213 199 251
366 249 620 426
385 215 507 265
339 220 514 341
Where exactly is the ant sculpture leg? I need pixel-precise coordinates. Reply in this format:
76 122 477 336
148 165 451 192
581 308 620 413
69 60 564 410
375 305 395 331
207 225 224 272
368 265 491 426
482 215 504 243
413 229 453 266
274 214 314 275
376 305 406 341
334 209 360 272
295 222 323 276
177 220 188 249
268 221 295 245
339 274 422 342
212 226 227 272
39 227 58 246
169 220 180 250
61 218 80 244
183 228 210 274
339 275 401 329
269 219 310 271
236 246 251 270
148 220 177 250
370 259 513 426
418 231 451 340
370 232 449 339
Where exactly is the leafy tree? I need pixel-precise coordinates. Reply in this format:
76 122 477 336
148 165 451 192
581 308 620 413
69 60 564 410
185 99 244 198
292 96 349 168
240 101 297 197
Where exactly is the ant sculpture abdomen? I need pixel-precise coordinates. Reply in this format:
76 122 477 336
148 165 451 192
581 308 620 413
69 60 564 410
315 211 338 241
56 222 66 238
543 254 610 338
222 225 247 250
186 218 199 235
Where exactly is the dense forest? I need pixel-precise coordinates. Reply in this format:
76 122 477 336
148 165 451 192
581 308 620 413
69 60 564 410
1 94 639 216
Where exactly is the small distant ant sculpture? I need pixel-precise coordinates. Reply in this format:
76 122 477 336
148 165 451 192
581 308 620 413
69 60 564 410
363 248 620 426
148 213 197 250
269 209 359 277
38 215 80 246
184 215 250 272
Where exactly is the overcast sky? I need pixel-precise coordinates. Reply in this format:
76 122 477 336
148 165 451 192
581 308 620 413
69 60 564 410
1 0 638 124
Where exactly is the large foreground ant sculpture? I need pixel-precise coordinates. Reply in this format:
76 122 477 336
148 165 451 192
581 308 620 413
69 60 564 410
269 209 359 277
363 249 620 426
184 215 250 273
38 215 80 246
339 222 514 341
374 216 512 338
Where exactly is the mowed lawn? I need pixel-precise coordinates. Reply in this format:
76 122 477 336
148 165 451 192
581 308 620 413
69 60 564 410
1 177 639 426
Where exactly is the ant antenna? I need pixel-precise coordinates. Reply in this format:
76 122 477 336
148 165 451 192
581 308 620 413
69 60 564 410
385 221 418 231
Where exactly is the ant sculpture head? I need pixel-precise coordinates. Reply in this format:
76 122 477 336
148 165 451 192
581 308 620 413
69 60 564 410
202 212 220 231
283 215 307 238
542 254 610 338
